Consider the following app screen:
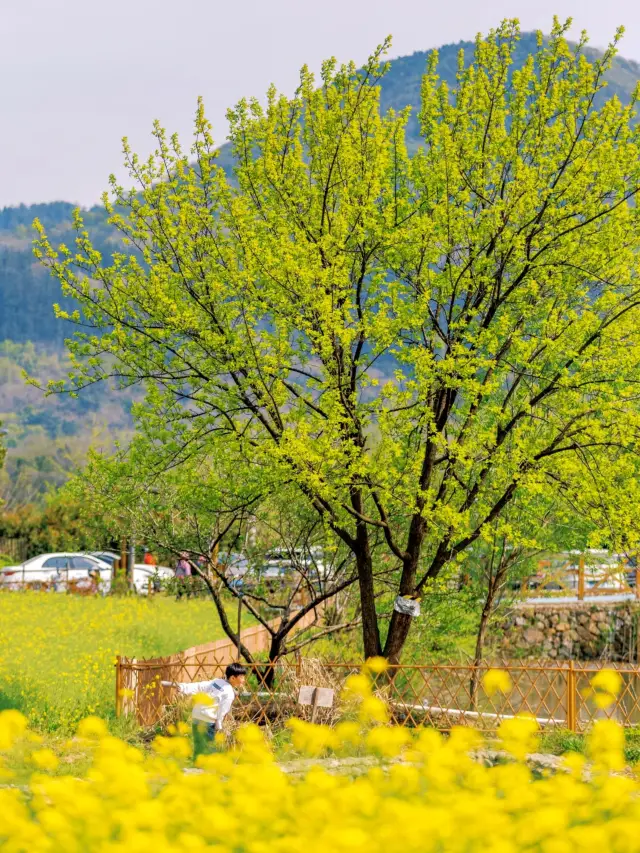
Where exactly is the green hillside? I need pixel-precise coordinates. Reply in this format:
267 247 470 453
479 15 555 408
0 342 133 505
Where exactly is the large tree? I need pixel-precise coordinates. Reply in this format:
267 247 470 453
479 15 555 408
36 20 640 660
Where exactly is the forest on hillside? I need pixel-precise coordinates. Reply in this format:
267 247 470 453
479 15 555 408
0 342 134 506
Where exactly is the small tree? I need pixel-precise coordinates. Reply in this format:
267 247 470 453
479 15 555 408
70 437 365 667
36 20 640 662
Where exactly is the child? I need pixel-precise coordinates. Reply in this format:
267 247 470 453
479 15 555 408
161 662 247 758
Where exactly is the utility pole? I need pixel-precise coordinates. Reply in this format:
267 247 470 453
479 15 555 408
128 536 135 590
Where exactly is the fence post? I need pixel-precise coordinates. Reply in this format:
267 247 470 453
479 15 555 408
566 660 577 732
635 566 640 602
577 557 585 601
296 651 302 678
115 655 123 718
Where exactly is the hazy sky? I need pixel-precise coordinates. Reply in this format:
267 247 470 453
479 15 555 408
2 0 639 207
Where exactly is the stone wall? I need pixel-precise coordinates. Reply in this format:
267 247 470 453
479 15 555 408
500 601 640 660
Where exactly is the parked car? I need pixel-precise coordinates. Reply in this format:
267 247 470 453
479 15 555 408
90 551 120 567
131 564 174 595
92 552 174 594
91 556 173 595
0 553 113 591
216 552 250 590
257 547 326 582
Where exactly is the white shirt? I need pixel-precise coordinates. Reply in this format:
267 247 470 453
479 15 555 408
165 677 236 729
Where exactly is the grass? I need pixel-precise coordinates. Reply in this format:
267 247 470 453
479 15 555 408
0 591 243 733
539 727 640 764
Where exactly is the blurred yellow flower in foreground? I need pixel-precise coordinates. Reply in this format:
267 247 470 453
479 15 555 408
31 748 59 771
585 669 624 709
482 668 512 697
77 716 108 740
0 690 638 853
364 656 389 674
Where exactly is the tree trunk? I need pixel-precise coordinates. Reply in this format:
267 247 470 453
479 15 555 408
350 487 382 658
383 609 413 664
382 509 429 663
262 634 284 689
356 548 382 658
470 594 493 710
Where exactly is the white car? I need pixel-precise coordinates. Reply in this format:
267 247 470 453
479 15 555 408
0 552 113 591
132 564 174 595
0 553 175 596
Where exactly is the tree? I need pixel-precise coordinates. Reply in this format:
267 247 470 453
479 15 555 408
69 436 365 668
35 20 640 662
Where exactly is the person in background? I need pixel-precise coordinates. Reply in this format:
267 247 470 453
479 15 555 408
161 662 247 758
174 552 192 599
143 548 157 566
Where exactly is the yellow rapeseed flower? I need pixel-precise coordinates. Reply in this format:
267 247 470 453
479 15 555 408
0 709 28 750
364 656 389 674
77 716 109 740
359 696 389 725
497 715 539 761
30 748 59 771
343 673 372 699
482 669 512 697
587 669 624 709
587 718 626 771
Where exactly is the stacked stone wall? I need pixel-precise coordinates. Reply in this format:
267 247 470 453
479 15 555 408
500 602 640 660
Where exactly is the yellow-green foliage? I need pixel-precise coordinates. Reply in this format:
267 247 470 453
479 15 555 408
33 21 640 664
0 668 638 852
0 593 232 731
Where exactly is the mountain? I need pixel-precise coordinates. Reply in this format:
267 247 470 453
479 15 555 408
0 204 113 346
0 341 134 505
3 34 640 348
2 33 640 348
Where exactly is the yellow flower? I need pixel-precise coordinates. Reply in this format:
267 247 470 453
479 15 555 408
365 725 410 758
0 709 28 750
77 715 109 740
342 673 371 699
236 723 265 746
364 656 389 674
587 669 623 709
587 718 625 770
152 735 191 761
285 719 336 756
482 669 512 697
31 748 59 771
359 695 389 724
497 714 539 761
192 691 213 706
333 721 361 747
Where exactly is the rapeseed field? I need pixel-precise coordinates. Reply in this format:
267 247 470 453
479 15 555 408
1 666 638 852
0 592 231 731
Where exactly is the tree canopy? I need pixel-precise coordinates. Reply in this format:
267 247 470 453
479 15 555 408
36 20 640 660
